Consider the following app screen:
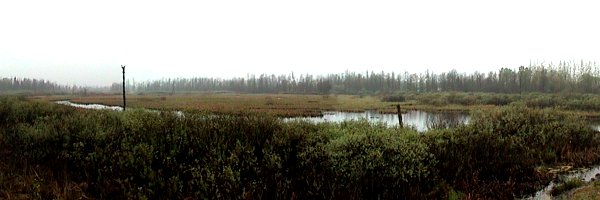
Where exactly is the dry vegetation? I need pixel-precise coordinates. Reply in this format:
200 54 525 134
29 92 485 118
30 93 400 117
30 92 600 120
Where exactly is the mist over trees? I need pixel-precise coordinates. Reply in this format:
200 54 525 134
0 77 86 94
112 62 600 95
3 62 599 95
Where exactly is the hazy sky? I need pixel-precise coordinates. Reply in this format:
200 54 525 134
1 0 599 86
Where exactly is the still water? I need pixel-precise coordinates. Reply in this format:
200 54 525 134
286 110 470 132
54 101 600 132
287 111 600 132
54 100 185 117
54 100 470 132
56 100 123 111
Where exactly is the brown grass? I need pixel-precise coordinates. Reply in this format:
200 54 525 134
32 93 399 117
31 93 478 116
566 181 600 200
30 92 600 118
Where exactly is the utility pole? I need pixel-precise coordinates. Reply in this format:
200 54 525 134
121 65 126 111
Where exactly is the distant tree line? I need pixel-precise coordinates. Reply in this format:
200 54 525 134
113 61 600 95
0 77 87 94
3 62 598 95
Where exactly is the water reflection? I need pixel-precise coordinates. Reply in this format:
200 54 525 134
286 110 470 132
54 100 600 133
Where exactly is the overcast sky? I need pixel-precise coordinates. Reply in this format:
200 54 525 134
1 0 599 86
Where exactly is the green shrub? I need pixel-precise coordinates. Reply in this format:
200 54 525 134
381 94 406 102
2 97 600 199
550 177 585 196
0 97 440 199
447 188 464 200
324 122 436 198
425 106 600 198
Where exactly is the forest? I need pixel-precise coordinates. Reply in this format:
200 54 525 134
111 62 600 94
2 61 600 95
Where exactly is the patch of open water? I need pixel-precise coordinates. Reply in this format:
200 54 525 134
285 110 470 132
522 165 600 200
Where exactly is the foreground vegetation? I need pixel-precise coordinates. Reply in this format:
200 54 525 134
1 96 600 199
565 180 600 200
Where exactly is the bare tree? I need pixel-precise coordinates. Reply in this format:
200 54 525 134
122 65 126 110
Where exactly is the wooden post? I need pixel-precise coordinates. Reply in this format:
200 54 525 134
171 82 175 96
121 65 126 111
396 104 403 128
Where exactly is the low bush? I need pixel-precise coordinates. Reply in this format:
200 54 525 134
1 97 438 199
410 92 600 111
550 177 585 196
381 94 406 102
425 106 600 198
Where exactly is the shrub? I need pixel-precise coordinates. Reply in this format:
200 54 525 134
550 177 585 196
2 97 600 199
425 106 600 198
0 97 441 199
381 94 406 102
